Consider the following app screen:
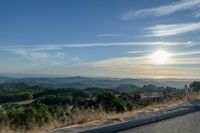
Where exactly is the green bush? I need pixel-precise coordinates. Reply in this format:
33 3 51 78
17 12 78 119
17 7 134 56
96 92 126 112
190 81 200 92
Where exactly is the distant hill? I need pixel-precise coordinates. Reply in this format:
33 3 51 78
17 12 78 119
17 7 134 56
115 84 140 93
0 76 193 89
0 77 12 83
0 82 29 89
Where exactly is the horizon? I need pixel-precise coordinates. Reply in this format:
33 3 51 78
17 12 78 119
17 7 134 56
0 73 198 81
0 0 200 79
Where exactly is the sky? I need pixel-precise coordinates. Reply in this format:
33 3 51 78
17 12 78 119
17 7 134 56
0 0 200 79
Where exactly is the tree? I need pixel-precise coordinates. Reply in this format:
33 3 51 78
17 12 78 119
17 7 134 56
0 107 5 122
96 92 126 112
133 94 141 101
190 81 200 92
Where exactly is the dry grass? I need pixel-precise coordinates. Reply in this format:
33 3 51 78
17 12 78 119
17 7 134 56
186 92 200 102
48 95 199 133
1 95 199 133
48 98 187 133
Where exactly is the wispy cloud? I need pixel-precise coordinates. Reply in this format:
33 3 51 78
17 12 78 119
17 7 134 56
121 0 200 20
146 22 200 37
71 57 80 62
196 13 200 17
10 49 49 61
76 53 200 79
1 41 193 66
172 50 200 56
9 49 65 65
55 52 65 58
79 50 200 68
0 41 192 51
125 50 150 54
79 56 147 68
96 34 124 37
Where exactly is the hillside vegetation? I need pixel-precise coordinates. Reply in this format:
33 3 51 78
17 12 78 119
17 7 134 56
0 81 199 132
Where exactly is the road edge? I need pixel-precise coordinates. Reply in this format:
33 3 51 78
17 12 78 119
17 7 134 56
81 105 198 133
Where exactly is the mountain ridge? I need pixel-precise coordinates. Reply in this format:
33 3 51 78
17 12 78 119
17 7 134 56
0 76 193 89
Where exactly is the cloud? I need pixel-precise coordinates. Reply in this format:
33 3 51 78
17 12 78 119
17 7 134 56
10 49 49 61
71 57 80 62
146 22 200 37
0 41 192 51
172 50 200 56
55 52 65 58
9 49 65 65
78 56 147 68
96 34 124 37
75 53 200 79
125 50 150 54
121 0 200 20
79 50 200 68
2 41 194 67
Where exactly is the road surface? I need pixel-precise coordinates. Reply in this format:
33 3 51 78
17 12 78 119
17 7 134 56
118 111 200 133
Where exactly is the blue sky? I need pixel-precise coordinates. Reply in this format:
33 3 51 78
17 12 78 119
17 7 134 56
0 0 200 78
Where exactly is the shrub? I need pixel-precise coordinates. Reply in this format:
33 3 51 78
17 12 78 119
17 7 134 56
190 81 200 92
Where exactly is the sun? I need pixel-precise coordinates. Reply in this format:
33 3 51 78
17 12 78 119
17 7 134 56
152 50 170 65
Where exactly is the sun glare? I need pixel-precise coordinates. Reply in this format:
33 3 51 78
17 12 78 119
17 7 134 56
152 50 170 65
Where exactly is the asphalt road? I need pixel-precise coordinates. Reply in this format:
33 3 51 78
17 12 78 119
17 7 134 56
118 111 200 133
